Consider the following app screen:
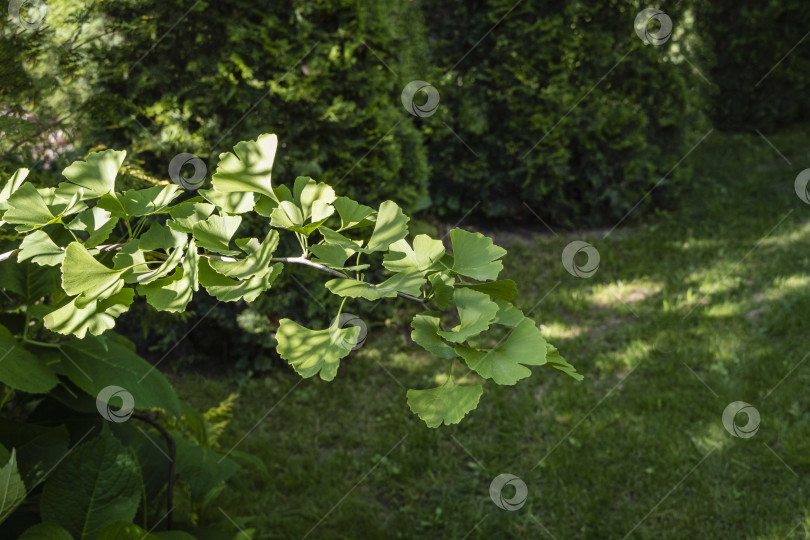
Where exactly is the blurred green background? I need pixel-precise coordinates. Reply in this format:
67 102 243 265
2 0 809 537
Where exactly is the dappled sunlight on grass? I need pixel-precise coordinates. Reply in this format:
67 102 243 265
594 339 651 373
539 321 585 340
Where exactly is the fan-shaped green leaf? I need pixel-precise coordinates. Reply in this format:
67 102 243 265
67 207 117 248
3 183 56 230
406 378 483 428
61 243 125 306
200 188 255 215
333 196 375 230
436 288 498 344
325 270 423 300
545 343 583 381
366 201 409 252
410 312 457 359
61 148 126 197
209 230 279 279
198 259 282 302
17 230 64 266
456 318 548 385
192 215 242 255
276 319 360 381
43 289 135 338
458 279 517 301
383 235 445 275
211 133 278 198
97 184 180 218
167 200 216 233
449 228 506 281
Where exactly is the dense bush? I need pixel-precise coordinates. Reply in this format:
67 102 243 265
419 0 695 224
692 0 810 132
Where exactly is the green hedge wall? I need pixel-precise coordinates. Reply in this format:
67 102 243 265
418 0 695 224
693 0 810 132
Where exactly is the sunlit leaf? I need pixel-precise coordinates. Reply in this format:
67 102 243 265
406 377 483 428
17 230 64 266
325 270 423 300
436 288 498 343
61 149 126 198
383 235 445 274
449 228 506 281
61 242 125 306
211 133 278 198
276 318 360 381
410 312 457 359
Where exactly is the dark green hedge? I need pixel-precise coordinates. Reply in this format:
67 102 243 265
418 0 695 224
693 0 810 132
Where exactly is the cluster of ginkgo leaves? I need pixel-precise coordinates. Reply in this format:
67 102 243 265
0 133 581 428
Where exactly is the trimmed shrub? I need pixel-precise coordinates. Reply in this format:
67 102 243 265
692 0 810 132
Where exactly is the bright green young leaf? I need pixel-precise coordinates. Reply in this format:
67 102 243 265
61 335 182 416
192 214 242 255
276 319 360 381
410 312 457 359
436 288 499 343
406 377 483 428
43 289 135 338
3 183 56 230
325 270 424 300
333 196 375 230
17 230 64 266
0 326 58 393
366 200 409 252
456 318 548 385
167 199 216 233
269 200 304 229
383 235 445 274
200 188 255 214
458 279 517 302
97 184 181 218
133 236 187 286
209 230 279 278
61 242 125 306
67 206 117 248
293 177 336 221
319 226 365 252
449 228 507 281
198 259 282 302
40 427 141 539
0 168 29 226
211 133 278 198
0 449 26 525
138 222 186 251
61 148 126 198
137 262 195 313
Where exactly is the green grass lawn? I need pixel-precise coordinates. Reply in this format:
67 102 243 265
174 127 810 539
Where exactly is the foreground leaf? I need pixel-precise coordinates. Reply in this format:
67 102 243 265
61 335 182 416
44 288 135 338
325 270 424 300
211 133 278 198
17 230 64 266
406 378 483 428
198 259 282 302
0 325 59 393
410 312 457 359
40 427 140 538
61 148 126 198
61 242 125 306
0 449 26 525
383 235 445 275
